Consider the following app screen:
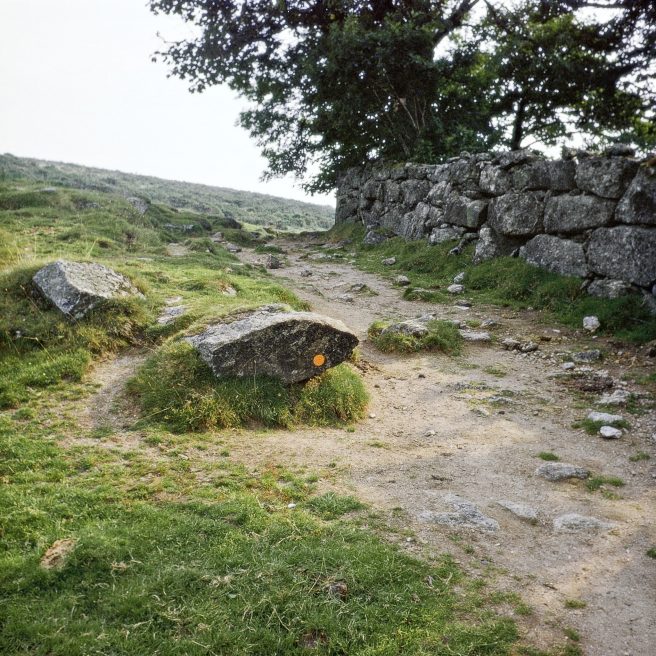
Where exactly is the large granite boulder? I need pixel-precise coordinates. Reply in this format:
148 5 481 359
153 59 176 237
186 308 359 384
587 226 656 287
575 157 639 199
33 260 142 320
616 167 656 226
488 192 544 236
544 194 615 233
519 235 588 277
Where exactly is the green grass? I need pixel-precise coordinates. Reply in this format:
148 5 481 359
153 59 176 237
305 492 366 519
128 342 368 432
331 225 656 343
573 417 630 435
368 319 462 355
647 548 656 559
537 452 560 461
586 475 625 492
629 451 650 462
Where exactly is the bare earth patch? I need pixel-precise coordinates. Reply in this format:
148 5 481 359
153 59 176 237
40 539 77 570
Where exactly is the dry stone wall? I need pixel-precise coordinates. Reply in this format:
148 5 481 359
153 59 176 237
335 149 656 302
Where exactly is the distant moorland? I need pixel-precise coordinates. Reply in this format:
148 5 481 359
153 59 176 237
0 153 334 232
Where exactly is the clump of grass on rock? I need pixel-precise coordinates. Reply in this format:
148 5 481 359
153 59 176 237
128 341 368 431
368 319 462 355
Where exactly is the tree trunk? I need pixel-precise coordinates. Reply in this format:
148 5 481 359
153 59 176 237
510 96 527 150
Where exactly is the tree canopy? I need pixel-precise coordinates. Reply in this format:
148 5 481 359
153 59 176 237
150 0 656 191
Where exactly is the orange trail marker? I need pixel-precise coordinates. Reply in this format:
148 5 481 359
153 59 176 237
313 354 326 367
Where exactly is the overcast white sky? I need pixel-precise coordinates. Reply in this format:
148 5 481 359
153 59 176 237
0 0 333 205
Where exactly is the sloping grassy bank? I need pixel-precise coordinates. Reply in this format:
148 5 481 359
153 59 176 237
323 224 656 343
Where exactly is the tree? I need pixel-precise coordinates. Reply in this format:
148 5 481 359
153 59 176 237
150 1 655 191
480 0 656 151
150 1 491 191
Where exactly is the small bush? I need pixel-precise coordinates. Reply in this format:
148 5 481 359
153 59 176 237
538 452 560 461
368 319 462 355
128 342 368 432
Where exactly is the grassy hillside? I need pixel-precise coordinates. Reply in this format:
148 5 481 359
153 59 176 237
0 153 334 232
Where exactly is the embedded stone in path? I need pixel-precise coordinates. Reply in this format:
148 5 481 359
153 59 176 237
497 500 538 523
33 260 142 320
186 307 358 384
536 462 590 481
587 411 624 424
418 494 499 532
553 513 614 532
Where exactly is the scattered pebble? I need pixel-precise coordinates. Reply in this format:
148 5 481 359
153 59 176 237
562 362 576 370
573 349 602 363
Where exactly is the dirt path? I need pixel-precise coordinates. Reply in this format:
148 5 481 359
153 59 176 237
232 238 656 656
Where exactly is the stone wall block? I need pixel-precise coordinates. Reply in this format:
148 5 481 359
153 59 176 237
512 160 575 191
519 235 588 277
544 194 615 233
576 157 639 199
479 164 511 196
473 224 523 262
488 192 544 236
400 179 430 208
616 167 656 226
587 226 656 287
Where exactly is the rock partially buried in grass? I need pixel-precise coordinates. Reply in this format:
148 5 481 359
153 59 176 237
186 307 359 384
33 259 142 320
40 538 77 570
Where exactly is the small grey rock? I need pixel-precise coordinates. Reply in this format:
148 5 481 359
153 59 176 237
225 243 242 253
447 284 464 294
583 316 600 333
299 268 313 277
459 330 491 342
394 275 411 286
587 411 623 424
553 513 614 531
573 349 602 363
598 389 631 405
418 494 499 532
497 500 538 523
266 254 283 269
562 362 576 370
382 257 396 266
536 462 590 481
520 341 539 353
599 425 622 439
453 272 466 284
337 293 354 303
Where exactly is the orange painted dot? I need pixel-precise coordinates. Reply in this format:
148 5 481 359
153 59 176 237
313 354 326 367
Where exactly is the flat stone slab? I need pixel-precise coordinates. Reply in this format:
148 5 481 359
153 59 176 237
536 462 590 481
186 308 358 384
587 411 624 424
497 500 538 523
553 513 614 532
599 425 622 439
418 494 499 532
33 260 142 320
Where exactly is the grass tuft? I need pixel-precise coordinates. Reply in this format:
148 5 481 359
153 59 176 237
573 417 630 435
305 493 365 520
537 452 560 461
368 319 462 355
128 342 368 432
